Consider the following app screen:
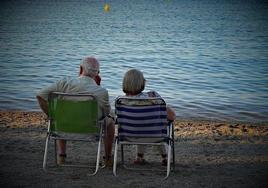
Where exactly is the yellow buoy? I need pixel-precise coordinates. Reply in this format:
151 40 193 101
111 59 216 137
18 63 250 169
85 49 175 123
104 3 110 12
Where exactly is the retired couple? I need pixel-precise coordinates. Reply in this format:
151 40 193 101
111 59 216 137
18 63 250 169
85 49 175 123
37 56 176 167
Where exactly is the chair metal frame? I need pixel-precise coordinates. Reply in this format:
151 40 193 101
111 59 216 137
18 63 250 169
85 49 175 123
113 97 175 179
42 92 103 176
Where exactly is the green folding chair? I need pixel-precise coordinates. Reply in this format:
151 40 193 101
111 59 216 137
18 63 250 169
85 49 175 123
42 92 103 176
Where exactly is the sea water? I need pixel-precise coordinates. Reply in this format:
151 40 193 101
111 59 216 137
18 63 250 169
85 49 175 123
0 0 268 122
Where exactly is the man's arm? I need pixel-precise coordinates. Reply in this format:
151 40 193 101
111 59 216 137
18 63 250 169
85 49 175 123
36 78 66 115
98 89 111 117
36 95 48 115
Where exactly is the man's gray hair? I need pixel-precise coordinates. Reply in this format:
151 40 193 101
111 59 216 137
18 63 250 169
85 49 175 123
80 57 99 76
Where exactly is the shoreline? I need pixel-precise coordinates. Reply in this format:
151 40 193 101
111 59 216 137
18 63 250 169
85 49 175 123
0 110 267 138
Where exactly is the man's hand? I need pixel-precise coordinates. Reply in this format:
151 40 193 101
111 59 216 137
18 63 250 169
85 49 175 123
94 75 101 85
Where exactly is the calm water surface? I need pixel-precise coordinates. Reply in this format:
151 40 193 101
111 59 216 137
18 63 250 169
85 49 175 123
0 0 268 122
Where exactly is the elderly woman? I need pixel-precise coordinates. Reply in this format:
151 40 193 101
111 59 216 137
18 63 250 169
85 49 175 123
122 68 176 165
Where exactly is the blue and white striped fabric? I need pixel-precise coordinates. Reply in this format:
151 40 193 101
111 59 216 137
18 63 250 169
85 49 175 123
115 97 168 139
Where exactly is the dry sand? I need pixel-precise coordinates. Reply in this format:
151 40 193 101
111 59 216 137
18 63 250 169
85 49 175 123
0 111 268 187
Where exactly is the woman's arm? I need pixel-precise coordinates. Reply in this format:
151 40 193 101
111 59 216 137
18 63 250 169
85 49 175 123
147 91 176 120
167 106 176 121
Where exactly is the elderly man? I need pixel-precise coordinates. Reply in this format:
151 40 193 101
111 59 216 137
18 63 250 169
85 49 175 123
36 57 115 166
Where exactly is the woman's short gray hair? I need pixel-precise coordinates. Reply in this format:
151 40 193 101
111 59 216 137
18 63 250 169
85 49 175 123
123 69 145 95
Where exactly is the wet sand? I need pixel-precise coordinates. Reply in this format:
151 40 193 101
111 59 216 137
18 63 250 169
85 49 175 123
0 111 267 187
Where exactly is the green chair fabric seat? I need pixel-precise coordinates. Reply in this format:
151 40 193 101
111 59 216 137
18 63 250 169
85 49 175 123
43 92 103 176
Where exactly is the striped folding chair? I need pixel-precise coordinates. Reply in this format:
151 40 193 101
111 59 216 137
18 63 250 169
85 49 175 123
113 97 175 179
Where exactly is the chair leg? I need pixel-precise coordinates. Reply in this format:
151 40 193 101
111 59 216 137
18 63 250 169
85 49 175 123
113 139 119 176
164 142 172 180
172 140 175 170
172 123 175 170
88 127 103 176
88 138 101 176
43 135 50 172
54 139 57 165
121 144 124 166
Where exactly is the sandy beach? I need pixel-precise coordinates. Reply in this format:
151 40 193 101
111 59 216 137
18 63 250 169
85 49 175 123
0 111 268 187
